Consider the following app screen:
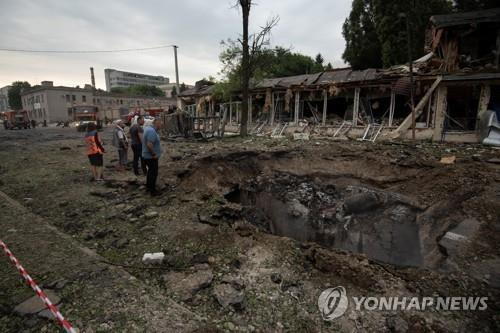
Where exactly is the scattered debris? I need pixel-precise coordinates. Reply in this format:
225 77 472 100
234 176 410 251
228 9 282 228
14 290 60 318
440 156 456 164
213 283 245 310
163 268 214 302
142 252 165 264
293 133 310 141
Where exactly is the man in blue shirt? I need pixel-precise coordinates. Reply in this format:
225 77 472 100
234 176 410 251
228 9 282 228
142 118 162 195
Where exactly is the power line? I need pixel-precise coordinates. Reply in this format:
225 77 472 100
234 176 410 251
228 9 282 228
0 44 175 54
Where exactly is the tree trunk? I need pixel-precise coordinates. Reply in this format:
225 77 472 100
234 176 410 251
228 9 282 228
240 0 250 136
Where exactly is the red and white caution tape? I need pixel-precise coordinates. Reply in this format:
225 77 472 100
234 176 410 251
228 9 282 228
0 239 77 333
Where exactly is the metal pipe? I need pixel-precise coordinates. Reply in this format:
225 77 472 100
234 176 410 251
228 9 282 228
173 45 180 106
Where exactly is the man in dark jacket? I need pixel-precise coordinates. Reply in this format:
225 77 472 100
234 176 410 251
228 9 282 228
130 116 147 176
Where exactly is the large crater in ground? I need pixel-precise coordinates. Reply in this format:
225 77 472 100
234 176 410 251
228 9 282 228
226 174 424 267
180 149 477 269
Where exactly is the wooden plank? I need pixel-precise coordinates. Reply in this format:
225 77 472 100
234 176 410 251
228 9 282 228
353 88 360 126
294 91 300 125
476 85 491 122
322 90 327 126
270 93 275 125
432 86 448 142
393 76 442 137
389 90 395 127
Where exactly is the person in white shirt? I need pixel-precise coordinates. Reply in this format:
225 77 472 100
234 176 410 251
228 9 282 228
112 120 128 171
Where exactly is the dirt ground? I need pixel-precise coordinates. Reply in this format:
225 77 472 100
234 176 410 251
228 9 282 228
0 126 499 332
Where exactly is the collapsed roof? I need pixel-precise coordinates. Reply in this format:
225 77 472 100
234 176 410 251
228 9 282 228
430 8 500 29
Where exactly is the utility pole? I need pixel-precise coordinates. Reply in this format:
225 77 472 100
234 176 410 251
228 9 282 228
402 10 416 140
173 45 180 107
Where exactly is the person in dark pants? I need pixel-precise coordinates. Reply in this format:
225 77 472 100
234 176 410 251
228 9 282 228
142 118 162 196
85 122 105 181
130 116 147 176
112 120 128 171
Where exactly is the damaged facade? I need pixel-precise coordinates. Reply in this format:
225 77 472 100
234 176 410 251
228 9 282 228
178 9 500 144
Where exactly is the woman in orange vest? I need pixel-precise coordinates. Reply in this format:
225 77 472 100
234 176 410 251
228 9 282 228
85 122 106 181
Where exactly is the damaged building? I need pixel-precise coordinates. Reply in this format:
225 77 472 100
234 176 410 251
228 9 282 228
178 8 500 145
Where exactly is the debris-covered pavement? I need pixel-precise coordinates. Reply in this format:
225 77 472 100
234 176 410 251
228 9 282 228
1 126 499 332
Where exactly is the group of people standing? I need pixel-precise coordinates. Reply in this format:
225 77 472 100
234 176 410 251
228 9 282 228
85 116 162 196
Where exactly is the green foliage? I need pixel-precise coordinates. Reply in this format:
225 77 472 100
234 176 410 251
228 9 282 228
110 85 164 97
342 0 452 69
315 53 324 66
215 39 324 101
8 81 31 110
342 0 382 69
373 0 452 67
169 84 187 98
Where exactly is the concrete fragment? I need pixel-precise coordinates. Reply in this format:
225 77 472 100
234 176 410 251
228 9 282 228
288 199 309 217
220 275 245 290
14 290 60 316
293 133 310 141
213 283 245 310
163 269 213 301
37 309 56 320
144 211 159 219
439 219 480 257
440 156 456 164
142 252 165 264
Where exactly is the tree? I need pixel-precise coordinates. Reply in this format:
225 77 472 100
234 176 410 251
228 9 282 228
110 85 164 97
238 0 251 136
342 0 452 69
373 0 452 67
325 62 334 70
8 81 31 110
171 86 177 98
342 0 382 69
217 43 323 100
315 53 325 67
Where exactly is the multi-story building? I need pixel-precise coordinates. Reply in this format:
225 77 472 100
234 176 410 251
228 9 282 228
0 85 11 112
104 68 169 91
21 81 176 123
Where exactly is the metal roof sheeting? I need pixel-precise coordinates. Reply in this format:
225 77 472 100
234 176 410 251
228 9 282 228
253 69 380 90
430 8 500 29
442 72 500 81
315 68 380 85
178 84 214 97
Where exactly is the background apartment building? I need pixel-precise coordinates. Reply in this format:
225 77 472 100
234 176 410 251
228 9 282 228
0 85 11 112
21 81 175 123
104 68 169 91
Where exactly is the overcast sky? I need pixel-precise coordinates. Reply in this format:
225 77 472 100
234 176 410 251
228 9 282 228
0 0 351 89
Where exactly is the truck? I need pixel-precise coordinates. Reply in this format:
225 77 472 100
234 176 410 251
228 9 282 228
2 110 31 130
75 110 102 132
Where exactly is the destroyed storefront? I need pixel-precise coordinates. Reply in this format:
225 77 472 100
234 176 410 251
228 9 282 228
178 71 498 143
176 8 500 144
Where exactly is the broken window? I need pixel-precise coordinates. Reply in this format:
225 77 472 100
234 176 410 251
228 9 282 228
445 85 480 131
